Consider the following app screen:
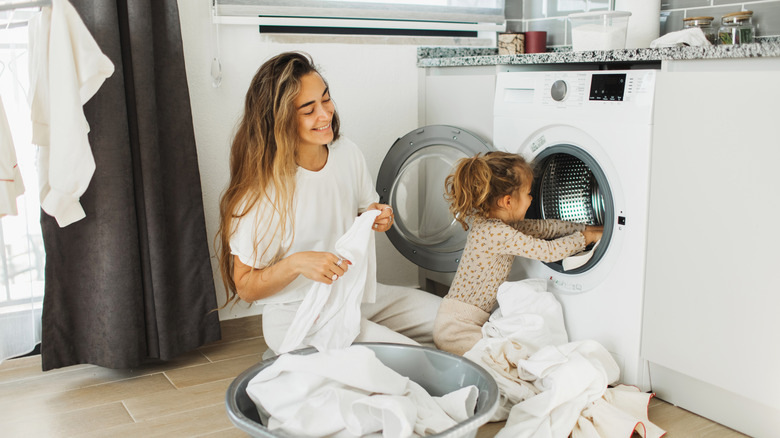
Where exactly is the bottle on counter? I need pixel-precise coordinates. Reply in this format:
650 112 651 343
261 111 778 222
718 11 755 45
683 16 718 45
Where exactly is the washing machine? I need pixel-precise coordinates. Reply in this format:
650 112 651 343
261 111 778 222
376 69 657 390
493 69 657 390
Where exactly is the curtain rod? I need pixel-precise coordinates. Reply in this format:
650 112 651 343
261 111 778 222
0 1 50 13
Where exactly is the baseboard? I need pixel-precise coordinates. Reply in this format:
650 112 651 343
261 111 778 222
648 362 780 438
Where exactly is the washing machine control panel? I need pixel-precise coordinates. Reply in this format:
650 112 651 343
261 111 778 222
588 73 627 101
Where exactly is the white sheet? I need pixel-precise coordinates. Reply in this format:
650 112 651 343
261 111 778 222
278 210 380 354
247 346 475 438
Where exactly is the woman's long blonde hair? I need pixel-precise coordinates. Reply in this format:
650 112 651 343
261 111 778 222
444 151 533 230
216 52 340 306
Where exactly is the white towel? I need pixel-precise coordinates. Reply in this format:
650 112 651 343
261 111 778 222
0 96 25 217
482 279 569 353
562 239 601 271
650 27 712 48
28 0 114 227
246 346 473 438
278 210 381 354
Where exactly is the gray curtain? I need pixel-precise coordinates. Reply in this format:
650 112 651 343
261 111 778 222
40 0 221 370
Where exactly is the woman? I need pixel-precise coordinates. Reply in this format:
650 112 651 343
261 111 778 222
216 52 441 354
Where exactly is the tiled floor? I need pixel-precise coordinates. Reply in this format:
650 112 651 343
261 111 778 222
0 315 747 437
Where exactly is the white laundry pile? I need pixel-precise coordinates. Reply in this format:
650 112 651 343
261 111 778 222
28 0 114 227
246 345 478 438
0 96 24 217
278 210 381 354
464 279 665 438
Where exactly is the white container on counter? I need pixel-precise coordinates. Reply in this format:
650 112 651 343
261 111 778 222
569 11 632 51
615 0 661 48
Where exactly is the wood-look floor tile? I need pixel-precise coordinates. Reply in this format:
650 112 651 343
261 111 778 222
198 337 268 362
5 401 133 437
477 420 506 437
1 373 176 423
165 353 262 388
124 378 233 421
647 400 745 437
79 403 234 438
206 315 261 345
195 426 248 437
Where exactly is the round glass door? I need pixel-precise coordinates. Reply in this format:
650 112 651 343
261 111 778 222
376 125 493 272
526 145 613 274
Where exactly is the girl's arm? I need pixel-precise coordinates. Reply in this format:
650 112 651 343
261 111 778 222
481 220 586 263
512 219 586 239
233 251 349 302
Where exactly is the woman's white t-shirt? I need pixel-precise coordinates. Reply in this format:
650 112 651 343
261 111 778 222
230 137 379 305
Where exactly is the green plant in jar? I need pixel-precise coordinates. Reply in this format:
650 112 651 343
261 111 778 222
718 11 755 45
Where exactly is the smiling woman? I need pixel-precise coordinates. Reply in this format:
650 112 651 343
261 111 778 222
215 51 442 355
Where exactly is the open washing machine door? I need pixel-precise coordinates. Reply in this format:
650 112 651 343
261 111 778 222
376 125 493 273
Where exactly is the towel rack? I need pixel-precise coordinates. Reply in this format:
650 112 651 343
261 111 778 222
0 1 50 13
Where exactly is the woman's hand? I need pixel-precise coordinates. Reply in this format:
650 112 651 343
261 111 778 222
291 251 351 285
366 202 394 232
582 225 604 246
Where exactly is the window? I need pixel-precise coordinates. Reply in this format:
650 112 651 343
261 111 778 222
211 0 506 34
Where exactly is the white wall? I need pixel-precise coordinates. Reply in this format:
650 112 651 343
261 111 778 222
177 2 427 320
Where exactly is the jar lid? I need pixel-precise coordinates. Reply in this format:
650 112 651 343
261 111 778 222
722 10 753 19
683 16 714 22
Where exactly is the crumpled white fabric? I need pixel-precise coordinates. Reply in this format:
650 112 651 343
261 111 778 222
0 96 24 217
278 210 381 354
481 278 568 354
563 239 601 271
650 27 711 48
246 346 475 438
464 279 665 438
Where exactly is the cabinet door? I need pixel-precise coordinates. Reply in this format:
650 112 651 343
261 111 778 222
424 68 496 144
643 67 780 437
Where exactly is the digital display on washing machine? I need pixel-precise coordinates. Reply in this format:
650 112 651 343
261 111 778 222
589 74 627 101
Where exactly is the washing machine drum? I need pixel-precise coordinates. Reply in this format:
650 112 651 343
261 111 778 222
376 125 493 272
526 144 614 273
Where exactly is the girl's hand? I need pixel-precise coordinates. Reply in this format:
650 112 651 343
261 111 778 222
582 225 604 246
291 251 351 284
366 202 394 232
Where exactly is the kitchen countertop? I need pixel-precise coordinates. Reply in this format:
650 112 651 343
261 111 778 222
417 38 780 67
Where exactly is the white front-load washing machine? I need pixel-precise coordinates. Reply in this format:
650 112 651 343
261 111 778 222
494 69 657 390
376 69 657 390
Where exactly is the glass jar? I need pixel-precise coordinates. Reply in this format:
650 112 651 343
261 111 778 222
718 11 755 45
683 16 718 45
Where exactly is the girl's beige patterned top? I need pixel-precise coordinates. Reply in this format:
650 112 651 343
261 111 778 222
445 217 587 313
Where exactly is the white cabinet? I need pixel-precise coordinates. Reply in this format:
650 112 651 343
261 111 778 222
642 58 780 437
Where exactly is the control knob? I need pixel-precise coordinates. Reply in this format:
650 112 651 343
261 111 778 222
551 80 567 101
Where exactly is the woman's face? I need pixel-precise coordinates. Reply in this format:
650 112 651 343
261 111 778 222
294 72 335 150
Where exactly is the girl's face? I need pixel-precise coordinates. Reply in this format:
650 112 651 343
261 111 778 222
512 182 533 221
294 72 335 150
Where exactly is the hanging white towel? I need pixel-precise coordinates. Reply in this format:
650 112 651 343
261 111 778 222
28 0 114 227
0 96 25 217
278 210 381 354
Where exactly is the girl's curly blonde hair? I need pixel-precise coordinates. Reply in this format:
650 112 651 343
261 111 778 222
444 151 534 230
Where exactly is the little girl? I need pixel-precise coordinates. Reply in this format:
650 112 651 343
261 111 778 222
433 151 603 355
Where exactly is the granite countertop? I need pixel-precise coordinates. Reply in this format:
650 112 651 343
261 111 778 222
417 39 780 67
